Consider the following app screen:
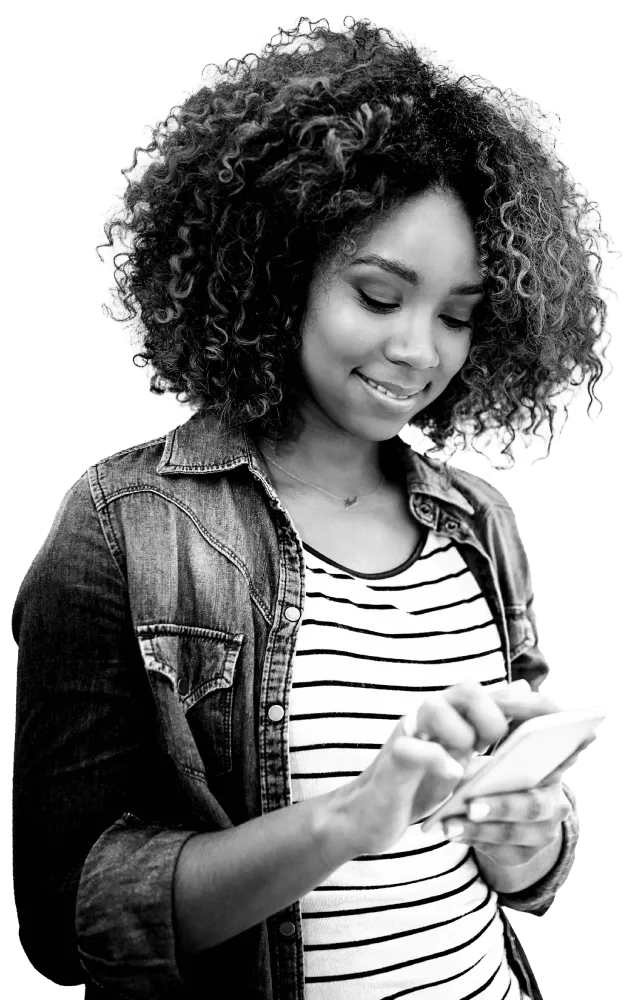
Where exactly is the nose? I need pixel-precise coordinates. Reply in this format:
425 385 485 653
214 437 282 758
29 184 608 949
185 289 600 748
384 316 440 371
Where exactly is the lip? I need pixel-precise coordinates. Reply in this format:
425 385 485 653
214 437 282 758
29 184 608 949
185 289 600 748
355 372 427 412
357 373 426 398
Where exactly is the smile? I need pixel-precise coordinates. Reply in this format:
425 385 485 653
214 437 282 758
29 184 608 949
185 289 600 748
356 372 426 411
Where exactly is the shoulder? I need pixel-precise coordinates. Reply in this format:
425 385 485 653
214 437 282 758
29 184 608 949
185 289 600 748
406 448 526 549
410 445 512 515
440 463 512 513
26 432 170 534
88 433 170 500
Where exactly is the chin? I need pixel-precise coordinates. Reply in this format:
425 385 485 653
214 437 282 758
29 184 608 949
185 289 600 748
341 413 415 443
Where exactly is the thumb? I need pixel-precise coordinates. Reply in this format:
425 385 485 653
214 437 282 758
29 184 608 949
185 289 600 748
391 736 465 798
391 738 466 824
463 754 491 778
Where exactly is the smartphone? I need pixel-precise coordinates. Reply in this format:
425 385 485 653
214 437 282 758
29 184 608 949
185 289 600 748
418 705 606 833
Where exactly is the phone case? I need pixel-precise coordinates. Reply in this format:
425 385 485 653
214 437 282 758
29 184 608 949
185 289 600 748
418 706 605 832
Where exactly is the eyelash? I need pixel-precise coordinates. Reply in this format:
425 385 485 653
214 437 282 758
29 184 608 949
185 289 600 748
356 290 474 330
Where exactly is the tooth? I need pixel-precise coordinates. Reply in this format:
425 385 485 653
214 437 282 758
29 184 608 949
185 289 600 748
378 384 394 397
361 374 407 400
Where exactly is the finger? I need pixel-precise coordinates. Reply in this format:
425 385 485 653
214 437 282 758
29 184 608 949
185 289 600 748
444 817 560 848
443 680 509 752
472 844 539 868
412 692 481 757
466 786 570 824
489 683 561 722
391 736 465 819
391 735 465 784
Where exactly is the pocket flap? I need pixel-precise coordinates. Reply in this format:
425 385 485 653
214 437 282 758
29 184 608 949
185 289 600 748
136 624 243 709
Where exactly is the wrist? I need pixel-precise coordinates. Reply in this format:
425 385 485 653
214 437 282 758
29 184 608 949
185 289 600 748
313 781 369 863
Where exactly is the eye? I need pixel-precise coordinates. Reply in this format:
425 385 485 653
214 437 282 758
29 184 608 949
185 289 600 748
356 289 475 328
441 316 474 330
356 289 399 313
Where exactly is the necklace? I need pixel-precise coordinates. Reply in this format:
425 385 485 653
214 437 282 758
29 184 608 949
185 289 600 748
264 455 385 509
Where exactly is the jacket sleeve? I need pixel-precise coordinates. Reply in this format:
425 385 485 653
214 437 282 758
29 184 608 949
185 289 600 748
448 480 580 916
492 503 580 916
12 473 201 997
496 784 579 916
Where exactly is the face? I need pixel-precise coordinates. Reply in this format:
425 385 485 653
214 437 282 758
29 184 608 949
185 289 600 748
298 187 484 442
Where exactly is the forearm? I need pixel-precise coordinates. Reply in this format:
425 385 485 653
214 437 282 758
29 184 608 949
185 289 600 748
174 789 356 954
474 823 563 894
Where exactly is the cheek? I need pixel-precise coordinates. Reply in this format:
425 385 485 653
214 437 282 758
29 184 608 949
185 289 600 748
440 333 472 374
410 336 470 422
302 301 374 372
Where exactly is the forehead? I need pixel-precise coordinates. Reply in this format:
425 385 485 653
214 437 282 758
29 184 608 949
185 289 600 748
355 188 481 283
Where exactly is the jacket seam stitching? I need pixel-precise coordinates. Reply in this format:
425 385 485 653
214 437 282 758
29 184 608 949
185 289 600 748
95 435 168 465
484 506 535 614
86 467 128 588
101 486 273 625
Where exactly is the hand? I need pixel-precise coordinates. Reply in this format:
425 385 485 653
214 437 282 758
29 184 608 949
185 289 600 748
441 737 594 867
331 678 560 857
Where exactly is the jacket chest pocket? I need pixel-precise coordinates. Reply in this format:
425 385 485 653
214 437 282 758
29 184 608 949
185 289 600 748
136 624 243 779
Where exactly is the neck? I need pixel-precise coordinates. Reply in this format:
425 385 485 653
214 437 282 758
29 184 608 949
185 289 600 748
259 411 385 495
258 426 410 504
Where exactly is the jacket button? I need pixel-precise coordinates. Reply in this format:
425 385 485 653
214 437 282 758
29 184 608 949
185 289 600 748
444 519 459 532
177 678 189 696
268 704 284 723
284 606 301 622
279 921 296 937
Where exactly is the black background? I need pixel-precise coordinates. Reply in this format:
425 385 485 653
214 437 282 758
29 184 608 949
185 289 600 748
9 15 628 1000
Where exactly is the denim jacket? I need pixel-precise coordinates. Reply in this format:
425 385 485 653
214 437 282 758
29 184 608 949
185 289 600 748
12 411 579 1000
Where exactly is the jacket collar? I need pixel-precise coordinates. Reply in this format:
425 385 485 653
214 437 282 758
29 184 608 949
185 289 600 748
156 411 474 516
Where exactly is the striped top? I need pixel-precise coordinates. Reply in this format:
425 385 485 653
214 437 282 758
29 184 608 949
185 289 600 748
289 529 522 1000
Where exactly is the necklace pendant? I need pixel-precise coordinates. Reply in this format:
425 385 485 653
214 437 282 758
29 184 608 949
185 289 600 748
344 496 359 509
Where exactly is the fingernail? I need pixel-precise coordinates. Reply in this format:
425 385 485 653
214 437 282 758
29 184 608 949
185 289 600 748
445 819 465 841
401 710 419 738
468 800 491 822
515 680 531 692
444 758 465 779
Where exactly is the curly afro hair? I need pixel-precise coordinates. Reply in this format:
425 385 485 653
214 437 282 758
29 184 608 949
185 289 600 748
101 15 609 456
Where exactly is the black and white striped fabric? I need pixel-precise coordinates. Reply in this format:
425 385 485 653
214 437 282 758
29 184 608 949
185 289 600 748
290 530 522 1000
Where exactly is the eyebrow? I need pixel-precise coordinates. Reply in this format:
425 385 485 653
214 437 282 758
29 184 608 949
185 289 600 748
349 254 486 296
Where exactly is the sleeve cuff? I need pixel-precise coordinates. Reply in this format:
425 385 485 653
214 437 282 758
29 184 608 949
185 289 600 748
76 814 199 998
497 783 579 916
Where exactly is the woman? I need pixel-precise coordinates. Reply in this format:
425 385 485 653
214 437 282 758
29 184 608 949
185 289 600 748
12 17 607 1000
